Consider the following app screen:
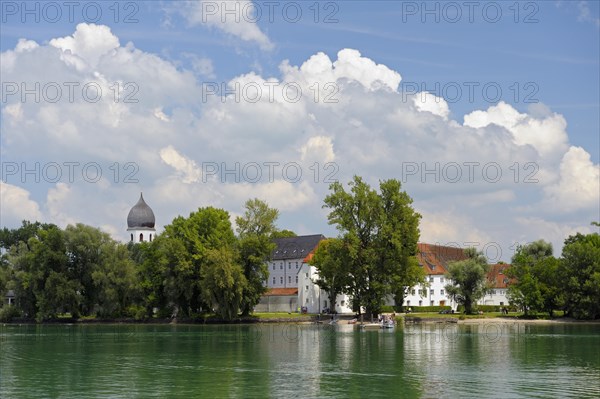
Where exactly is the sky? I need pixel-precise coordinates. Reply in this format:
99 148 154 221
1 0 599 262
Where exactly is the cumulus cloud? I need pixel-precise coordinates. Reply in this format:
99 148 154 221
1 24 597 258
0 183 42 225
543 146 600 212
50 23 120 68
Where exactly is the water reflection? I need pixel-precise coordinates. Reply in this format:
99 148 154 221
1 322 599 398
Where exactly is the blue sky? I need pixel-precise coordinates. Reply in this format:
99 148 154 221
1 1 599 260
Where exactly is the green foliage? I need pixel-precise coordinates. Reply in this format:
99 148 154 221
506 240 559 316
236 199 277 316
200 247 246 320
323 176 421 317
270 230 297 239
445 249 489 314
0 305 21 322
559 233 600 319
310 238 350 312
404 305 451 313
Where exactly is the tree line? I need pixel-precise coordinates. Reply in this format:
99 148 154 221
430 234 599 319
1 176 598 321
0 199 282 322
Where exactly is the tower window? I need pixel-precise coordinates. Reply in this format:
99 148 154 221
149 234 153 242
130 234 133 242
139 233 144 242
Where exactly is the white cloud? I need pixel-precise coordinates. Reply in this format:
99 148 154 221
300 136 336 164
543 146 600 212
50 23 120 68
413 91 450 120
0 183 42 225
0 24 596 259
159 146 202 184
464 101 569 159
180 0 274 50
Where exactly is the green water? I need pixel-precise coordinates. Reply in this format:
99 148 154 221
1 322 599 398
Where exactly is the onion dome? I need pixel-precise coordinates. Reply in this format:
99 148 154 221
127 193 155 229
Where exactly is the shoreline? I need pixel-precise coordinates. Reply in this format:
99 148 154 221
3 315 599 326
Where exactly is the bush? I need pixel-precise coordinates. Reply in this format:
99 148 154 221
0 305 21 322
407 306 452 313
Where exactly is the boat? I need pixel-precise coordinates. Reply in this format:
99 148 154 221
380 320 395 329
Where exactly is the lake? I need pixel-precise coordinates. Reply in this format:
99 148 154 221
1 322 599 398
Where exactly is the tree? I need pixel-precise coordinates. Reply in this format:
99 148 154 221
270 230 297 239
310 238 349 313
236 199 278 316
200 247 246 320
92 243 140 318
160 207 238 317
323 176 421 318
559 232 600 319
506 240 555 316
445 248 489 314
377 179 424 312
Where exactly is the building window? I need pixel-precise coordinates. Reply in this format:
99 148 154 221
440 289 445 295
440 278 444 283
430 289 434 295
305 285 309 290
305 273 309 278
288 276 291 284
430 300 434 306
272 264 275 271
295 276 298 283
306 298 309 303
341 300 345 306
419 300 422 306
296 262 298 268
411 289 415 295
272 277 275 284
429 277 434 282
406 300 411 306
130 234 133 242
280 263 283 270
149 234 153 242
139 233 144 242
289 263 291 269
280 277 283 284
500 301 504 306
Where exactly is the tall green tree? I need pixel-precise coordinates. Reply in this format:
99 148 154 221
200 247 246 320
445 248 489 314
323 176 421 317
236 199 278 316
506 240 555 316
559 232 600 319
310 238 350 312
377 179 423 311
160 207 238 317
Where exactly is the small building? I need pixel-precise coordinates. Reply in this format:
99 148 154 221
127 193 156 243
480 263 511 307
4 290 15 306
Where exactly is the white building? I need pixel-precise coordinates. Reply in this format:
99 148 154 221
479 263 511 307
298 252 353 314
402 243 467 309
127 193 156 243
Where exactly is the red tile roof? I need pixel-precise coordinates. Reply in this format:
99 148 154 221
263 288 299 296
417 243 468 275
487 263 512 288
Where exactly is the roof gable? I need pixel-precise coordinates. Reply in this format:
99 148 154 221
417 243 468 275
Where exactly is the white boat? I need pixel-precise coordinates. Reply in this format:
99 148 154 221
380 320 395 329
